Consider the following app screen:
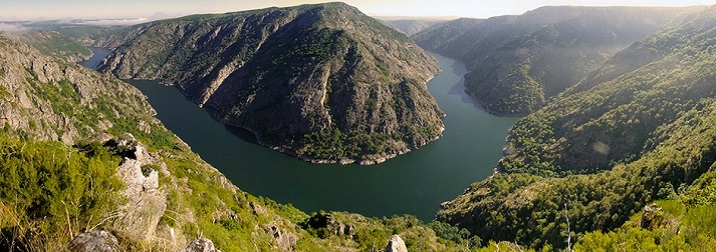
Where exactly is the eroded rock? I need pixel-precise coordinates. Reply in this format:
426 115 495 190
66 230 124 252
265 221 297 252
385 235 408 252
112 135 167 241
178 237 219 252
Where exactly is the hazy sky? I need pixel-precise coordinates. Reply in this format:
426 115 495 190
1 0 714 21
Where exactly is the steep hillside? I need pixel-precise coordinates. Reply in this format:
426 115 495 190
377 18 449 36
0 34 468 251
437 5 716 249
413 6 700 115
97 2 444 165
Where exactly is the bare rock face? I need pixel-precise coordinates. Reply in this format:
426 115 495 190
385 235 408 252
177 237 219 252
307 211 355 236
66 231 124 252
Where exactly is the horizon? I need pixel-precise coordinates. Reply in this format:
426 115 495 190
1 0 714 23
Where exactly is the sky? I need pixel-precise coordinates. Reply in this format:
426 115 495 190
1 0 715 22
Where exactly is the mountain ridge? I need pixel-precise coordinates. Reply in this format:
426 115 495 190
97 2 445 165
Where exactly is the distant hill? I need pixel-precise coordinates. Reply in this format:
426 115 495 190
414 6 701 115
377 17 452 36
97 2 444 165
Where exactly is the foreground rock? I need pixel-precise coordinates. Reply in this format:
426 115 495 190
66 231 123 252
109 133 167 241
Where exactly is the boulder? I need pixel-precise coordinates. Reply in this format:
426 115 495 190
385 235 408 252
178 237 218 252
66 230 123 252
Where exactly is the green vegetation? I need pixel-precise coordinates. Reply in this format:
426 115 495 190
22 23 124 44
300 213 472 251
576 201 716 250
0 84 8 101
501 10 716 175
299 123 442 161
7 3 716 251
20 68 173 149
0 137 123 251
441 98 716 249
301 128 399 159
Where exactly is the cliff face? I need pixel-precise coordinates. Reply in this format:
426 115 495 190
413 6 701 115
98 2 443 164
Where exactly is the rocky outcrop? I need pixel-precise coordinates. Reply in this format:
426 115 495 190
264 222 298 252
178 237 219 252
66 231 123 252
306 211 355 236
640 204 665 230
385 235 408 252
110 133 167 241
98 2 444 165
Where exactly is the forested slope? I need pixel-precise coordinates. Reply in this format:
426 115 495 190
438 5 716 250
414 6 700 115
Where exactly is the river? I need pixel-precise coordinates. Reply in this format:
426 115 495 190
81 47 518 221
